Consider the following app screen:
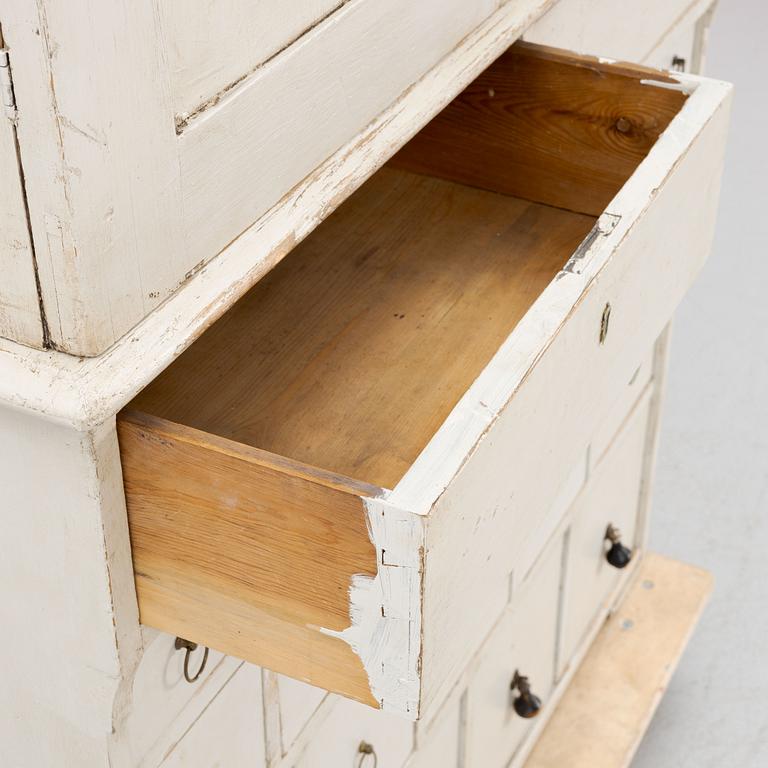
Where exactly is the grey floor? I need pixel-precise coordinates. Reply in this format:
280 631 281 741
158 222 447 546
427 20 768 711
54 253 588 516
633 1 768 765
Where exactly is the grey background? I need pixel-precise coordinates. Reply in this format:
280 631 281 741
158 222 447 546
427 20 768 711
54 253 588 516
634 1 768 765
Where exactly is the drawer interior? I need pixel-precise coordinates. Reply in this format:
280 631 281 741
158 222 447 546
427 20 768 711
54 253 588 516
125 43 686 491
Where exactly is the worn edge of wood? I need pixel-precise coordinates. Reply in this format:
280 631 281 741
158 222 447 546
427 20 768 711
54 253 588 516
523 552 713 768
119 410 425 717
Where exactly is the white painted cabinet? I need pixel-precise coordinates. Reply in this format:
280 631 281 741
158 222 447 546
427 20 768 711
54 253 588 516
466 536 563 768
0 0 511 356
0 2 728 767
159 665 266 768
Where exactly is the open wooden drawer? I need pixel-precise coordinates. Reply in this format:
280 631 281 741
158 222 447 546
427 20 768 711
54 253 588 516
118 43 730 720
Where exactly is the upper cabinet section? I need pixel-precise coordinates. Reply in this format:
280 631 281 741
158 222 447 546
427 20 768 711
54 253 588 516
0 0 717 357
0 0 510 356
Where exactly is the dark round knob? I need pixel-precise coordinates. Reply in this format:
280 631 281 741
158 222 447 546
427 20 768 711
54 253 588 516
513 690 542 718
510 671 542 719
605 524 633 569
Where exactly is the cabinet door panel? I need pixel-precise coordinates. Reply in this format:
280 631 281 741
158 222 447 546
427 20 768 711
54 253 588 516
560 394 651 671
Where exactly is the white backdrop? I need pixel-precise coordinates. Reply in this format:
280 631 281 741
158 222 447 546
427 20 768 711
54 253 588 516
635 1 768 765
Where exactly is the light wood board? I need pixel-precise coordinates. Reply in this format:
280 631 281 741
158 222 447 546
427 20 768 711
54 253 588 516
525 552 713 768
391 43 687 217
129 168 594 489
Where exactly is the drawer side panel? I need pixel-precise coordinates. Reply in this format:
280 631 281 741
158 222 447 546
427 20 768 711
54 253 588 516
419 85 731 717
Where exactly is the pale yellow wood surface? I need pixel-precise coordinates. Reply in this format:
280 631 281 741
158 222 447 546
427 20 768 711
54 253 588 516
525 552 713 768
130 168 594 489
118 411 380 708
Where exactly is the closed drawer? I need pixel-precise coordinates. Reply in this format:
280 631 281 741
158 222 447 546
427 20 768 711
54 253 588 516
118 43 731 719
560 390 652 673
407 693 463 768
523 0 709 62
118 630 240 767
293 697 414 768
159 664 266 767
276 675 328 755
467 534 563 768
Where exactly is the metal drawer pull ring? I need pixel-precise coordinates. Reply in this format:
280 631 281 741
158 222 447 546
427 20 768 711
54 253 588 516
356 741 378 767
175 637 210 683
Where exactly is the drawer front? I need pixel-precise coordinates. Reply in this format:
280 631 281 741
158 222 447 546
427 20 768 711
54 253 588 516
560 392 652 671
118 630 241 767
467 535 563 768
277 675 328 754
159 664 266 767
293 697 414 768
408 695 463 768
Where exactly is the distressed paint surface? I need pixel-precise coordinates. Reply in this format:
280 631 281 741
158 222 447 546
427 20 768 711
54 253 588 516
0 409 140 766
322 498 425 715
0 35 44 347
162 0 346 120
0 16 730 766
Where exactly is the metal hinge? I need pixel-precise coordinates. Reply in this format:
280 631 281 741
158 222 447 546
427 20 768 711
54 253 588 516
0 47 18 122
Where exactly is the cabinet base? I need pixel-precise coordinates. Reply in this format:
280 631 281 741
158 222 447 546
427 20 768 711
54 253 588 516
525 552 712 767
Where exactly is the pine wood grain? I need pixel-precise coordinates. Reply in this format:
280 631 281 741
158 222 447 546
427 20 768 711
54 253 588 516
118 411 380 708
129 168 595 489
390 42 688 216
524 552 713 768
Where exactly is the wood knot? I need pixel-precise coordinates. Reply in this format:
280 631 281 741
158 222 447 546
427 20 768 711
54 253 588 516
614 116 633 134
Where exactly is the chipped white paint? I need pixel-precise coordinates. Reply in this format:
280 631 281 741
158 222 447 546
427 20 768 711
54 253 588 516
322 498 425 717
640 76 698 93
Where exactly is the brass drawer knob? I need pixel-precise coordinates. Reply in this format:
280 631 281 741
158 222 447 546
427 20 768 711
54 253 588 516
605 524 633 569
510 670 542 719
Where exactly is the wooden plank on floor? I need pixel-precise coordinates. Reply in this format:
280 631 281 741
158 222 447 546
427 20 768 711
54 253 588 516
525 552 713 768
